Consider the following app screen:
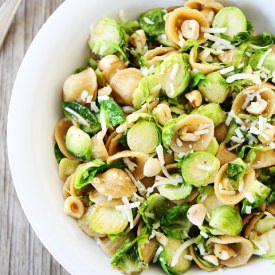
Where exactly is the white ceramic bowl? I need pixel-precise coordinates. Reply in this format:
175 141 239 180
7 0 275 274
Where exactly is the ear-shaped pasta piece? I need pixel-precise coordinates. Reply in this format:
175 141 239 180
54 118 77 160
189 47 220 74
58 158 80 181
189 245 221 271
165 7 209 48
185 0 223 12
144 46 175 61
207 236 253 267
267 203 275 215
77 206 107 238
251 149 275 169
89 190 124 207
105 131 123 156
63 175 72 199
107 150 149 180
91 131 109 161
243 212 265 238
63 68 97 103
102 60 126 83
214 164 255 205
90 168 137 198
232 86 275 118
171 114 214 153
216 142 237 166
110 68 143 106
100 235 129 256
139 238 158 264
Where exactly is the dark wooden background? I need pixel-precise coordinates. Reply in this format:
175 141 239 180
0 0 69 274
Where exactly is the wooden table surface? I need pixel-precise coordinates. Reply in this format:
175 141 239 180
0 0 69 274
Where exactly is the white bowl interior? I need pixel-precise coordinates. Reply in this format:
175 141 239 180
7 0 275 274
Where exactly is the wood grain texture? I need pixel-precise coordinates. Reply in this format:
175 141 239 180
0 0 69 274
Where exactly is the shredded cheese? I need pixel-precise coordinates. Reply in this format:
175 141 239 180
115 197 140 229
226 73 261 85
99 112 107 132
143 17 154 25
64 107 90 127
219 66 234 75
90 102 99 113
201 27 227 33
125 169 147 196
197 164 213 171
170 63 179 80
245 206 252 214
123 158 137 172
153 246 163 263
171 238 196 267
200 231 209 238
184 255 193 261
204 33 234 48
244 192 255 203
97 95 110 102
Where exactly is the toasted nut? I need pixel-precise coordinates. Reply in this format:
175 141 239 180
155 231 168 246
143 158 162 177
201 8 215 24
187 203 207 226
99 55 120 71
98 85 112 96
130 29 146 52
258 126 275 145
185 90 203 107
152 104 172 125
203 255 219 266
64 196 84 219
181 19 200 40
246 98 268 115
214 243 236 261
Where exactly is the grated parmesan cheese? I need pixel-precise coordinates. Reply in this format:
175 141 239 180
204 33 234 48
115 197 140 229
99 112 107 132
97 95 110 103
80 90 89 102
201 27 227 33
245 206 252 214
64 107 90 127
184 255 193 261
226 73 261 85
200 231 209 238
170 63 179 80
197 164 213 171
257 48 272 69
219 66 234 75
123 158 137 172
125 169 147 196
90 102 99 112
153 246 163 263
231 136 245 144
244 192 255 203
171 238 196 267
143 17 154 25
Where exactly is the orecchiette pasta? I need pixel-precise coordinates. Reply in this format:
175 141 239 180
53 2 275 274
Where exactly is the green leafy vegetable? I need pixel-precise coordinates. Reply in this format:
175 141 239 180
74 160 125 189
209 205 242 235
63 101 101 135
227 158 246 184
139 8 166 36
241 180 271 214
250 32 275 47
139 194 174 231
111 233 148 274
160 205 192 240
99 99 125 128
122 20 140 35
189 72 206 90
